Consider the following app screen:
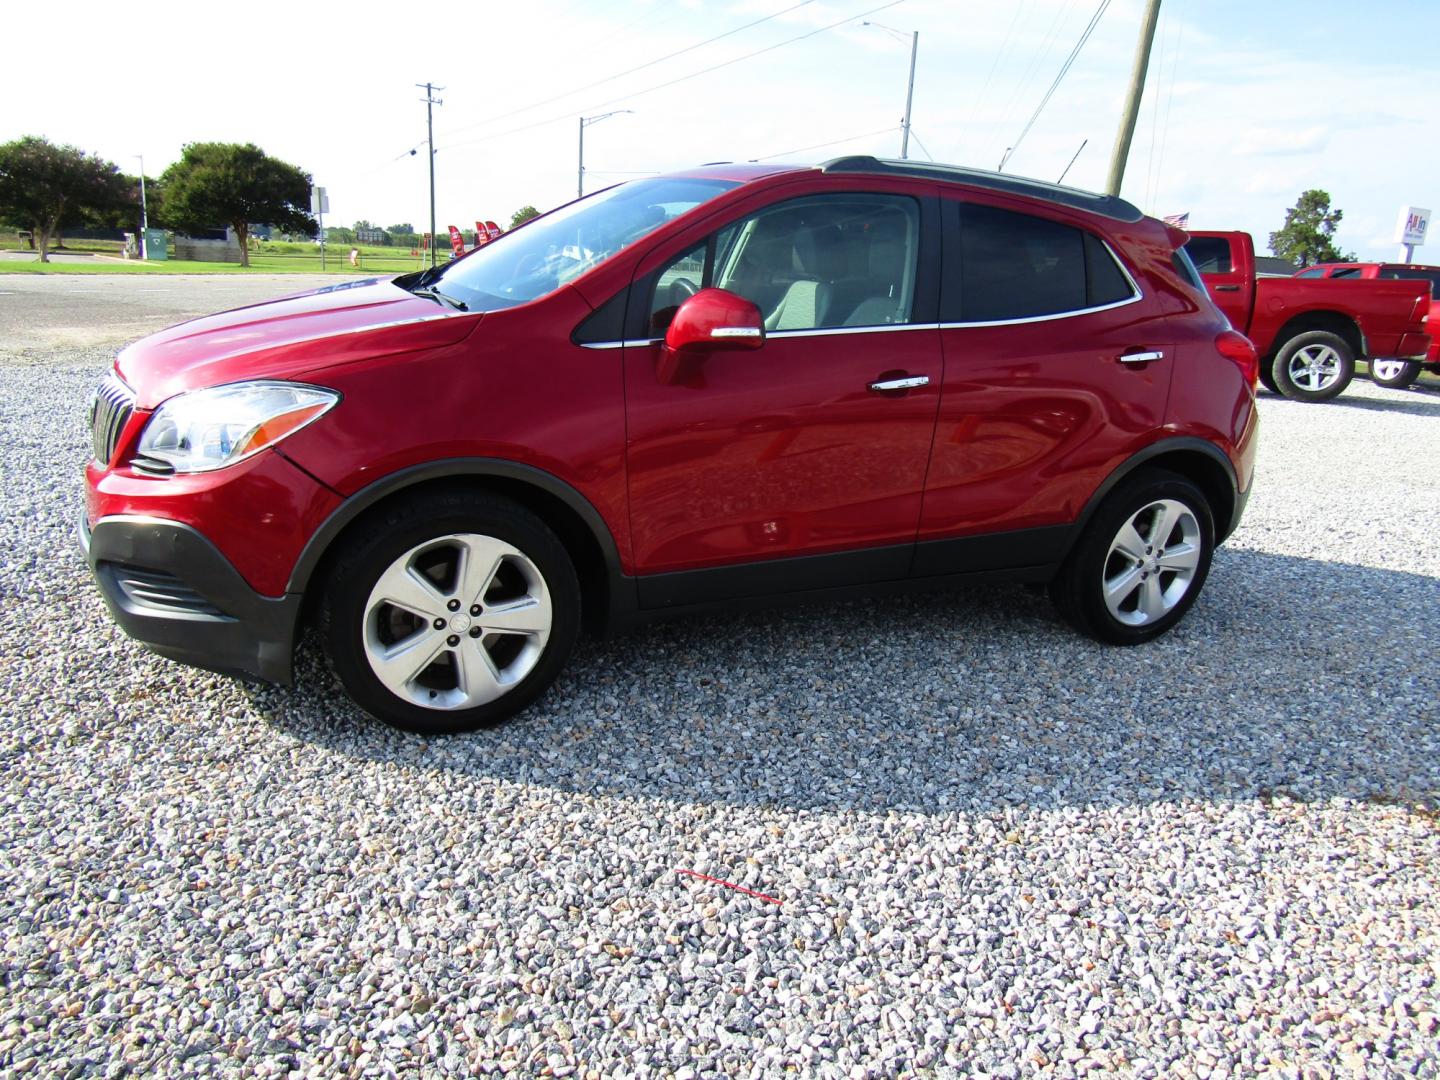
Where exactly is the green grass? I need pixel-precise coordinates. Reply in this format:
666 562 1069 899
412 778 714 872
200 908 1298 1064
0 233 431 275
1 252 425 275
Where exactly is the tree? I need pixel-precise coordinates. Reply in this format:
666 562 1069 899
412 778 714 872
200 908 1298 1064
1268 189 1352 268
387 222 414 235
0 136 134 262
157 142 316 267
510 205 540 229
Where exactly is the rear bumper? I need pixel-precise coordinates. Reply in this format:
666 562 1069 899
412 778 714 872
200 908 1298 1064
80 512 299 684
1394 331 1432 360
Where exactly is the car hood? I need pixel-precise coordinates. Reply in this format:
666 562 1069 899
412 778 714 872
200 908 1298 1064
115 277 480 407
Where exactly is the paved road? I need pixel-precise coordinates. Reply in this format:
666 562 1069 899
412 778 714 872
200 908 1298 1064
0 273 359 360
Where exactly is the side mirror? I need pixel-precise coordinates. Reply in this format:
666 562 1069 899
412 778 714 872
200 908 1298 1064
664 288 765 354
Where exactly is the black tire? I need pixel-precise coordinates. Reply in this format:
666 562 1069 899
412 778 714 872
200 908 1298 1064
1271 330 1354 402
1369 358 1422 389
1257 360 1279 395
1050 469 1215 645
317 491 580 734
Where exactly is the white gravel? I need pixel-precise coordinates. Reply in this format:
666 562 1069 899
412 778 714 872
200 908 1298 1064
1 279 1437 1078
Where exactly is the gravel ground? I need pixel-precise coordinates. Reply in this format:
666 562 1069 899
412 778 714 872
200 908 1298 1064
1 277 1438 1078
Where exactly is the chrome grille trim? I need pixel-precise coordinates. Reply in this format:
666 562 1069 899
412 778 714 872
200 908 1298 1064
90 373 136 465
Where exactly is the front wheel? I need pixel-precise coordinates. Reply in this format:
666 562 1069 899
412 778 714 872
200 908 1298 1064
1050 469 1215 645
1272 330 1354 402
318 492 580 734
1370 358 1422 389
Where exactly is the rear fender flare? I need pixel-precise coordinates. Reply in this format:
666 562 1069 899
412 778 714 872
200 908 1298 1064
1063 438 1240 559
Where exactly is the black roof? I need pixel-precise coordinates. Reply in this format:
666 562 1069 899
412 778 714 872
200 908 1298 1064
818 156 1144 223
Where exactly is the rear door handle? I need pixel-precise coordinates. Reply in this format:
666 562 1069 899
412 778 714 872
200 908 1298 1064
1118 350 1164 364
1214 284 1240 292
869 375 930 391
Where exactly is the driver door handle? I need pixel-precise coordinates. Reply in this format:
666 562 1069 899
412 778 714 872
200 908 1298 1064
869 375 930 392
1118 350 1164 364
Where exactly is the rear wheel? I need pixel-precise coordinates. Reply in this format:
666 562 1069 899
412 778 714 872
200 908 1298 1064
1272 330 1354 402
1257 360 1279 394
1370 358 1422 389
1050 469 1215 644
318 492 580 733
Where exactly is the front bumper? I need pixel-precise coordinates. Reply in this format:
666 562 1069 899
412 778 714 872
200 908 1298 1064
80 513 300 684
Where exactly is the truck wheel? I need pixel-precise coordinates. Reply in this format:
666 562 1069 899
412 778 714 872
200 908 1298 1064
1272 331 1354 402
1257 362 1279 394
1370 358 1421 389
317 491 580 734
1049 468 1214 645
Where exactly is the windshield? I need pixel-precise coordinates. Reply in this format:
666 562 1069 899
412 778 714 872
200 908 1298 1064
422 177 739 311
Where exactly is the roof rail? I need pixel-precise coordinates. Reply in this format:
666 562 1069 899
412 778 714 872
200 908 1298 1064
818 155 1143 223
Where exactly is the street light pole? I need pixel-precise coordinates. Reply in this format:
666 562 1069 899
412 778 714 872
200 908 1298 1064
418 82 445 268
901 31 918 160
864 22 919 160
578 110 634 199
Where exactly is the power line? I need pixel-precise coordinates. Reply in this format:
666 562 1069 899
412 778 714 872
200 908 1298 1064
991 0 1078 163
962 0 1028 146
436 0 818 140
435 0 908 156
907 128 935 162
1000 0 1114 172
752 125 899 161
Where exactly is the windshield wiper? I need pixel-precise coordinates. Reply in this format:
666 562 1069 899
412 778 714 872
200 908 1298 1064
411 285 468 311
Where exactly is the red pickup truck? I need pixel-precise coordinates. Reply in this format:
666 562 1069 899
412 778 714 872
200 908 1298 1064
1292 261 1440 388
1184 232 1431 401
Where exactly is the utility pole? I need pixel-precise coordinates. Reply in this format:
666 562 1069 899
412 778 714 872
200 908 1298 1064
578 110 632 199
418 82 444 268
1104 0 1162 197
901 31 918 160
134 155 148 259
864 22 919 161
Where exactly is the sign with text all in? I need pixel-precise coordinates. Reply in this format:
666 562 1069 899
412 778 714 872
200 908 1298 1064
1395 206 1430 246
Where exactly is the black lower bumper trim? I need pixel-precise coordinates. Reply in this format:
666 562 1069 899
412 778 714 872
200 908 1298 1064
80 513 300 684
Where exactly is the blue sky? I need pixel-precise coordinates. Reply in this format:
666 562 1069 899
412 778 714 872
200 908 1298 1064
5 0 1436 259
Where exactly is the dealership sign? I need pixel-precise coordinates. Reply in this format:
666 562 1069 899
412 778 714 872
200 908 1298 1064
1395 206 1430 246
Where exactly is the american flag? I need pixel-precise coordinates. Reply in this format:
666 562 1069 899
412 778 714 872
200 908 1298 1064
1161 212 1190 228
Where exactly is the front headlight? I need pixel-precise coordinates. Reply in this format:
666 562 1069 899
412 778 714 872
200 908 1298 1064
135 381 340 474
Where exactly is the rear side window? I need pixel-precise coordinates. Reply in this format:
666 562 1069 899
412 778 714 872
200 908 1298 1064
1378 266 1440 289
952 203 1135 322
1295 267 1326 278
1185 236 1233 274
1329 266 1364 278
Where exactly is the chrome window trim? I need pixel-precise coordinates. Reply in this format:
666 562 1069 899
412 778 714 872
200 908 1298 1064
939 292 1142 330
579 323 940 349
580 338 661 350
768 323 940 339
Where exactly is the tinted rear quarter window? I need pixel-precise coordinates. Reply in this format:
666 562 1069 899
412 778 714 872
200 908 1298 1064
1378 267 1440 290
953 203 1134 322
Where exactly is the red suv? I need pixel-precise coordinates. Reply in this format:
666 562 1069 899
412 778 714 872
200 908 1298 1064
82 157 1259 733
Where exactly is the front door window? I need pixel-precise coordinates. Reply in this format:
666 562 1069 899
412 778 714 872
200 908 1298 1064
646 193 922 335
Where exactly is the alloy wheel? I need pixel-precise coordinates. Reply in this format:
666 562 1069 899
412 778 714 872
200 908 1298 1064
362 533 552 711
1101 499 1203 627
1287 344 1343 392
